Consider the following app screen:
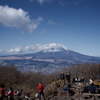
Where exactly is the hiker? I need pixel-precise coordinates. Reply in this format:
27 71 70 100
65 72 71 83
59 72 65 86
89 78 93 85
0 84 6 100
17 89 23 100
60 72 65 80
24 93 31 100
14 89 23 100
72 77 76 83
7 87 14 100
36 82 46 100
14 89 19 100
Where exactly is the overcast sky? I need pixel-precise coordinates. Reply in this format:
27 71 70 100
0 0 100 56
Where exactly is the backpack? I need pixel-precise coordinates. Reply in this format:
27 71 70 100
35 93 39 98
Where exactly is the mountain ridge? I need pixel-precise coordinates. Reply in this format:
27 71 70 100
0 43 100 73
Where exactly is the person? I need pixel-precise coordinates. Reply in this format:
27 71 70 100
24 92 31 100
0 84 6 100
36 82 46 100
89 78 93 85
59 72 65 86
17 89 23 100
7 87 14 100
72 77 76 83
14 89 23 100
65 72 71 83
60 72 65 80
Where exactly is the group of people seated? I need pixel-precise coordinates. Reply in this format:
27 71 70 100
0 82 46 100
0 84 24 100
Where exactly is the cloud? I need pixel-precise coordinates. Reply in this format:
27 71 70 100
30 0 50 4
30 0 87 6
37 0 47 4
47 20 57 25
0 5 42 32
0 43 67 54
7 48 23 53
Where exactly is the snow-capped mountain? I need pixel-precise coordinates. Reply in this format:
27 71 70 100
0 43 100 73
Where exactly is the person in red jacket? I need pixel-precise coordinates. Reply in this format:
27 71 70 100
0 84 6 100
36 82 46 100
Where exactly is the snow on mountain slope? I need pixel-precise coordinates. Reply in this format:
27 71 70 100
37 43 67 52
0 43 68 54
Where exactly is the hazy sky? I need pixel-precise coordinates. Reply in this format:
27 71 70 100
0 0 100 56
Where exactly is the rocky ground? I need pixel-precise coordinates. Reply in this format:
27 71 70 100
42 80 100 100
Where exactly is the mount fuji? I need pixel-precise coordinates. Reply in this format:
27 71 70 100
0 43 100 73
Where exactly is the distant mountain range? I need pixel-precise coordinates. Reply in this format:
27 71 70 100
0 43 100 73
